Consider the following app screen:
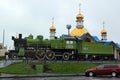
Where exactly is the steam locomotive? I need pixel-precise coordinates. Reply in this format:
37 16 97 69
6 34 114 60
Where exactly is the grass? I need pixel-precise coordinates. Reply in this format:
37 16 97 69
0 62 37 74
45 62 96 74
0 62 98 74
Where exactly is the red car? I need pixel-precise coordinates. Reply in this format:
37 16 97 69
85 64 120 77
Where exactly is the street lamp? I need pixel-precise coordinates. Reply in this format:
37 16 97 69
66 25 71 36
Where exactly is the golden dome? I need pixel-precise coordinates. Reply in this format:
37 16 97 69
50 17 56 32
76 3 84 20
101 28 107 34
70 27 88 36
76 12 84 20
50 25 56 30
50 25 56 32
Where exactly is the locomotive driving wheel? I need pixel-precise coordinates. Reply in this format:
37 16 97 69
46 50 55 60
35 50 45 60
62 52 70 60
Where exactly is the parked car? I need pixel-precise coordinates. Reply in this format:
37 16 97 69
85 64 120 77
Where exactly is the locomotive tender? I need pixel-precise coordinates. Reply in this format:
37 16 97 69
6 34 114 60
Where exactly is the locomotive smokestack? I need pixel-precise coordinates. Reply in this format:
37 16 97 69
19 34 22 39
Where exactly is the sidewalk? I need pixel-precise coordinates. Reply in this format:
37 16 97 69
0 60 23 68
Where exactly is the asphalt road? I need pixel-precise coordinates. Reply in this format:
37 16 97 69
1 76 120 80
0 73 120 80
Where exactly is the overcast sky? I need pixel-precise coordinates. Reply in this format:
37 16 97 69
0 0 120 48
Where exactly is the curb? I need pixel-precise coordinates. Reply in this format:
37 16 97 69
0 74 85 78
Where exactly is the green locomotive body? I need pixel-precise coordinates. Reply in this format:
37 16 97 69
6 34 114 60
80 42 113 54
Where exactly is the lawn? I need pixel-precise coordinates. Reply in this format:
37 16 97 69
0 62 97 74
0 62 37 74
45 62 96 74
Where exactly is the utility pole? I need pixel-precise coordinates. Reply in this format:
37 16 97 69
3 29 5 47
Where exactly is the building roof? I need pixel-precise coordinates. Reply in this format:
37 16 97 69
115 43 120 49
92 36 100 42
70 27 88 37
92 36 120 49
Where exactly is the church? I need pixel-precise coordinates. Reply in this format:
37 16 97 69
49 4 120 60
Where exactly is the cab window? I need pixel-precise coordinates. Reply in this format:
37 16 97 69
66 41 73 44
